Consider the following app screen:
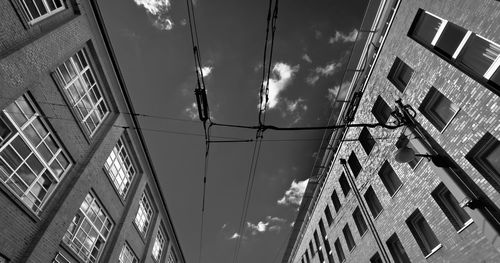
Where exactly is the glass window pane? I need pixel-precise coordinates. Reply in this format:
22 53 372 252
411 12 443 44
459 35 500 75
435 22 467 58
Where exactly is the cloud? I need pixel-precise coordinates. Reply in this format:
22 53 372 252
285 98 306 113
277 179 309 206
201 66 213 77
246 216 287 235
229 233 241 239
306 61 342 86
327 81 351 104
180 18 187 26
259 62 300 110
133 0 174 31
221 223 227 229
302 54 312 63
184 102 198 120
329 29 358 44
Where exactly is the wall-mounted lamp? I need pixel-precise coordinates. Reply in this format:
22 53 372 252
459 197 486 210
393 136 452 168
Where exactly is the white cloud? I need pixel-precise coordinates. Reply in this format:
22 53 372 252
277 179 309 206
184 102 198 120
180 18 187 26
246 216 287 235
260 62 300 110
247 221 269 234
329 29 358 44
285 98 305 113
306 75 320 86
229 233 241 239
327 81 351 104
265 216 286 223
306 61 341 86
302 54 312 63
290 222 295 227
201 66 213 77
221 223 227 229
133 0 174 31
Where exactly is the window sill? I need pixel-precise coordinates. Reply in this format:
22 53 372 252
0 183 41 223
457 219 474 233
424 244 443 258
60 242 86 263
373 209 384 220
390 184 404 198
438 108 460 134
133 222 149 243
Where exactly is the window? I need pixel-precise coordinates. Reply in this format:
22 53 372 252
359 127 376 155
364 186 383 218
119 243 138 263
352 207 367 236
152 228 166 261
334 238 345 262
62 192 113 263
419 87 459 132
314 230 322 251
378 161 402 197
53 253 70 263
324 240 334 263
309 240 315 256
388 58 414 92
370 252 382 263
167 250 177 263
343 224 356 251
325 206 334 225
339 173 351 197
406 209 441 256
19 0 65 24
104 138 136 199
319 219 327 239
371 96 392 124
305 249 310 263
432 183 472 230
331 190 342 212
55 49 110 136
408 9 500 95
466 133 500 192
134 191 154 236
0 94 71 214
348 152 362 178
386 233 411 263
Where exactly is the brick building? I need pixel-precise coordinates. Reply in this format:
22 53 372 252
282 0 500 262
0 0 185 262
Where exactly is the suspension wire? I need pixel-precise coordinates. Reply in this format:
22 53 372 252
258 0 275 126
210 120 405 131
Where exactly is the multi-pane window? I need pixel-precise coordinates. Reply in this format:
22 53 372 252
378 161 402 197
408 9 500 94
319 219 327 239
325 206 334 225
167 250 178 263
388 57 414 92
0 94 71 214
339 173 351 197
386 233 411 263
406 209 441 256
432 183 472 230
52 253 71 263
359 127 376 155
370 252 382 263
466 132 500 192
419 87 459 132
119 243 138 263
135 191 154 236
19 0 65 24
352 207 368 236
104 138 136 198
364 186 383 218
348 152 362 178
152 229 166 261
63 192 113 263
331 190 342 212
334 238 345 262
343 224 356 251
371 96 392 124
55 49 109 136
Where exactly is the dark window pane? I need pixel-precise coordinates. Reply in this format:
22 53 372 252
359 127 376 155
319 220 327 238
378 161 402 196
435 22 467 58
431 183 471 230
343 224 356 251
406 209 440 255
466 133 500 192
353 207 368 236
331 190 342 212
458 35 500 75
388 58 414 92
409 10 443 44
334 238 345 262
364 186 383 218
419 87 458 131
386 233 411 263
371 96 392 124
348 152 362 178
339 173 351 197
325 206 334 225
370 252 383 263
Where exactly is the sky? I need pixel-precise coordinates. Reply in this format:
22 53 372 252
98 0 368 262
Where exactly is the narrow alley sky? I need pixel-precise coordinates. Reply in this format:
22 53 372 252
98 0 368 262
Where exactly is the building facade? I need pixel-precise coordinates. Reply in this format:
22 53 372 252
283 0 500 262
0 0 185 262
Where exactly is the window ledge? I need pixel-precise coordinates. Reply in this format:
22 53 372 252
438 108 460 134
457 219 474 233
374 209 384 220
424 244 443 258
390 184 404 198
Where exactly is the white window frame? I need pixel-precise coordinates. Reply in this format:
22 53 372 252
119 243 138 263
55 49 110 137
0 94 72 214
152 228 166 261
134 191 154 236
167 250 178 263
104 137 136 199
52 253 71 263
62 192 113 263
19 0 66 25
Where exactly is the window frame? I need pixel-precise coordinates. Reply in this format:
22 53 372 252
339 172 351 197
378 161 403 197
331 190 342 212
358 127 376 155
406 209 442 256
431 183 472 231
103 137 137 200
0 94 72 215
348 152 362 178
386 233 411 263
388 57 414 92
343 223 356 251
364 186 383 218
152 227 167 262
134 189 155 237
54 48 111 138
466 132 500 192
18 0 66 25
352 207 368 237
418 87 460 133
324 205 334 226
371 96 392 124
334 238 345 263
119 242 139 263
